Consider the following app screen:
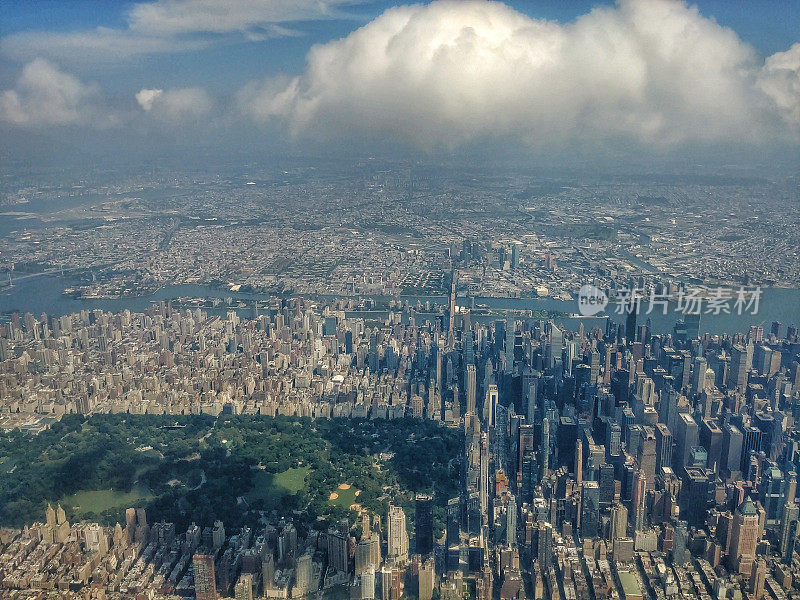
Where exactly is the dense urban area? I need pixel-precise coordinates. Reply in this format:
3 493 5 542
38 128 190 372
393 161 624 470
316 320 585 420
1 165 798 300
0 196 799 600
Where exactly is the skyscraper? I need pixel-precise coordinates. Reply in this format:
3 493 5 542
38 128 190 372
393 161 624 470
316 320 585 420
540 418 550 478
479 432 489 520
484 385 498 427
465 364 477 414
655 423 673 475
729 497 761 575
234 573 253 600
387 505 409 564
727 344 749 391
415 494 433 556
581 481 600 539
446 497 460 548
328 531 349 573
631 471 647 532
193 554 217 600
505 494 517 546
610 502 628 542
675 413 699 470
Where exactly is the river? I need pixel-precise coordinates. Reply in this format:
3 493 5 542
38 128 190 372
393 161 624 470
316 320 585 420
1 274 798 336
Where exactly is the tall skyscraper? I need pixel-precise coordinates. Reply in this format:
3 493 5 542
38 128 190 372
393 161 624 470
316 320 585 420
484 385 498 427
625 295 639 344
581 481 600 539
699 419 723 472
505 494 517 546
329 531 349 573
479 432 489 519
610 503 628 542
675 413 699 470
548 323 563 370
727 344 749 391
415 494 433 556
193 554 217 600
655 423 673 474
540 418 550 478
465 364 477 414
631 471 647 532
446 497 460 548
387 505 409 564
729 497 761 575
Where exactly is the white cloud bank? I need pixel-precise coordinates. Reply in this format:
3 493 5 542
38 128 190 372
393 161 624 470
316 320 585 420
0 58 112 127
136 87 212 120
240 0 800 151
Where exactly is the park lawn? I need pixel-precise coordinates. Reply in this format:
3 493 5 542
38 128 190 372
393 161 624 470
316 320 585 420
60 484 154 518
328 485 360 510
246 466 310 508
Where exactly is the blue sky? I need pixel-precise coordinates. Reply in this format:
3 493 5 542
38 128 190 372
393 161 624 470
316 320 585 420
1 0 798 169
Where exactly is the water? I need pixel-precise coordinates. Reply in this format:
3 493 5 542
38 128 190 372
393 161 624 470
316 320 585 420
1 274 798 335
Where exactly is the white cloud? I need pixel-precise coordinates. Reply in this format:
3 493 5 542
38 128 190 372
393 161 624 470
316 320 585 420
128 0 359 36
1 0 360 63
0 58 113 127
136 88 164 111
241 0 800 151
758 42 800 125
136 87 213 121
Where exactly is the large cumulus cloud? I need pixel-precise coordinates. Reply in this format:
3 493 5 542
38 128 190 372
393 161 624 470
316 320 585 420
0 58 114 127
240 0 800 152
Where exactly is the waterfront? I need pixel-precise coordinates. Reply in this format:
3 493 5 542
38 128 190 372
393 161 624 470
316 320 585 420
1 274 797 335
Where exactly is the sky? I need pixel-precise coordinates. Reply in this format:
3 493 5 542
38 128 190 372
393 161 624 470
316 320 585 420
1 0 798 172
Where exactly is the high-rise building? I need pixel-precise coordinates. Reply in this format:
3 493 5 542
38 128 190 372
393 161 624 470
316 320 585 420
727 345 749 391
356 538 381 575
625 296 639 344
295 553 313 596
193 554 217 600
722 422 744 478
387 505 409 564
328 531 349 573
631 471 647 532
505 495 517 547
637 427 657 490
673 520 688 566
699 419 723 472
419 557 435 600
599 463 616 507
465 365 477 414
610 503 628 542
682 468 711 528
518 424 535 476
740 426 764 474
780 500 799 563
540 418 550 478
729 497 761 575
655 423 673 474
479 432 489 519
674 413 699 470
234 573 253 600
415 494 434 556
446 497 460 548
484 385 498 427
581 481 600 539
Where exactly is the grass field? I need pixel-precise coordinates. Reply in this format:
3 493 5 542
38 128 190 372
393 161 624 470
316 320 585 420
328 485 360 510
246 466 310 508
61 484 154 518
